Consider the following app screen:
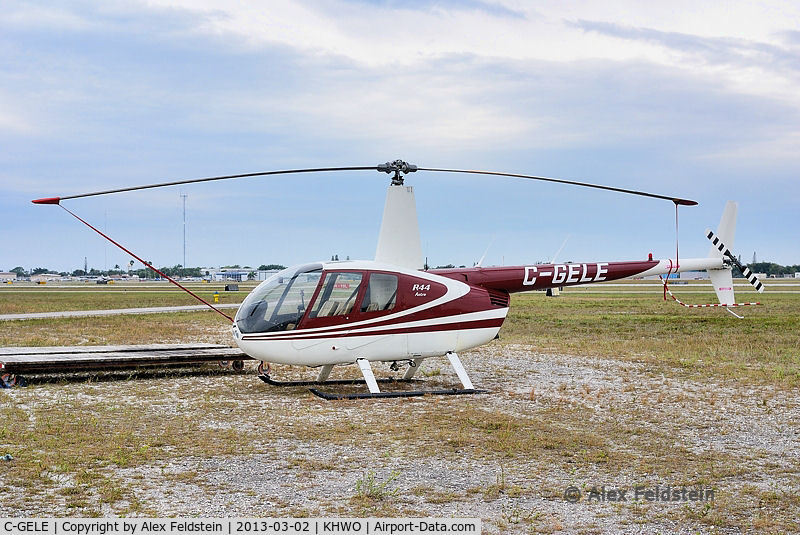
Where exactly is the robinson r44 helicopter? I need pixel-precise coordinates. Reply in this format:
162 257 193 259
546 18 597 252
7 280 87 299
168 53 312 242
33 160 764 399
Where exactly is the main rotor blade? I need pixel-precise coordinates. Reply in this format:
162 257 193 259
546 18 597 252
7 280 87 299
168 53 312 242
32 159 698 207
416 167 698 206
32 166 378 204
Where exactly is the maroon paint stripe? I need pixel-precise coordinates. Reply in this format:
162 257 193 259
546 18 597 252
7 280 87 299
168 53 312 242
251 307 504 338
281 305 505 338
432 261 660 294
242 318 505 342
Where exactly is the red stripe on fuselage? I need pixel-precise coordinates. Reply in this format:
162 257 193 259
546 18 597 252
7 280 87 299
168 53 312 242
241 317 505 341
297 287 501 334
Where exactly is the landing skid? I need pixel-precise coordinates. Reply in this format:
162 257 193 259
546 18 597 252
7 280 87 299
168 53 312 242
259 352 486 400
309 387 486 400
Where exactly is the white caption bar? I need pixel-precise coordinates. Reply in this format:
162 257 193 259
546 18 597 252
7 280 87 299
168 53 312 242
0 519 481 535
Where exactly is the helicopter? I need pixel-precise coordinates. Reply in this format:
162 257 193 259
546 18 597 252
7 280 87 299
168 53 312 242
32 160 763 399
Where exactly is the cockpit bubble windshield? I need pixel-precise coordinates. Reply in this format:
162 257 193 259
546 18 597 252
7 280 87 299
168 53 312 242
235 263 323 334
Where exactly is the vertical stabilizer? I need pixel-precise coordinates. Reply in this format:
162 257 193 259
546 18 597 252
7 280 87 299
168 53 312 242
708 201 737 259
375 185 423 270
707 201 738 305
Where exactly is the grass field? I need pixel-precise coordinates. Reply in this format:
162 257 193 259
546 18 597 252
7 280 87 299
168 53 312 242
0 282 253 314
0 282 798 532
2 280 796 388
503 288 800 388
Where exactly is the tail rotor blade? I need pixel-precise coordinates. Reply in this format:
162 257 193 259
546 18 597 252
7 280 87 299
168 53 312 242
705 229 764 293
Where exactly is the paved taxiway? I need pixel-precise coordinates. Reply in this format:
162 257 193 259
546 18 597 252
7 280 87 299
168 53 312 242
0 303 241 321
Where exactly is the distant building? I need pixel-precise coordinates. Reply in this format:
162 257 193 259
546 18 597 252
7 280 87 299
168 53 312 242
795 272 800 279
0 272 17 281
30 273 61 282
200 267 281 282
643 273 679 280
680 271 709 280
216 270 248 282
256 269 281 281
202 268 250 282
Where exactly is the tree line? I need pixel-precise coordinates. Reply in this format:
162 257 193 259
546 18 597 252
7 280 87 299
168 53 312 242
5 264 287 278
8 261 798 279
735 262 800 277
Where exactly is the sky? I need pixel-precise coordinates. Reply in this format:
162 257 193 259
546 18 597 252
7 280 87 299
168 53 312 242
1 0 799 273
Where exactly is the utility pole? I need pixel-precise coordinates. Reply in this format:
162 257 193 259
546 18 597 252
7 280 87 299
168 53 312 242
181 193 187 279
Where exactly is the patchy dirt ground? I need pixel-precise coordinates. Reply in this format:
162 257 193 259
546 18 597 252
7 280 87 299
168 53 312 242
1 343 798 533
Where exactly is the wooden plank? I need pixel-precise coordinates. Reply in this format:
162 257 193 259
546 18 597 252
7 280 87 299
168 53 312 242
0 343 226 355
0 344 252 374
1 349 247 363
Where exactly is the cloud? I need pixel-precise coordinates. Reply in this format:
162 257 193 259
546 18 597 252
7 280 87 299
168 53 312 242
0 107 35 135
2 0 799 268
2 3 93 31
574 19 800 74
571 18 800 110
782 30 800 46
3 2 799 198
137 0 562 67
344 0 527 19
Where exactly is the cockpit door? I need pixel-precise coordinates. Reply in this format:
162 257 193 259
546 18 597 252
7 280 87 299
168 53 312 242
299 271 367 329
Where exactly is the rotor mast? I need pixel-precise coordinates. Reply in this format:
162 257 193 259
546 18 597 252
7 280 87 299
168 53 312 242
375 160 424 270
378 159 417 185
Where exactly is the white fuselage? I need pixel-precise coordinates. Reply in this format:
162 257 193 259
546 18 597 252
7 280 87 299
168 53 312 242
232 261 506 367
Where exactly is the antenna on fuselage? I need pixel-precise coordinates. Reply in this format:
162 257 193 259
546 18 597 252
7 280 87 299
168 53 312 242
550 235 571 264
475 237 495 267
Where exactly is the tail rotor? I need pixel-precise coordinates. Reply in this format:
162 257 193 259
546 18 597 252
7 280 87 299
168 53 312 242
661 201 763 318
706 228 765 293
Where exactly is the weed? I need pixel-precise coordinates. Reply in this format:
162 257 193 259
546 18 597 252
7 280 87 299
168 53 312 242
500 504 541 525
482 465 507 501
354 470 400 501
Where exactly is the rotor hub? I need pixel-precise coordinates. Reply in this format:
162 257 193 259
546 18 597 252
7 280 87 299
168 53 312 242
378 159 417 185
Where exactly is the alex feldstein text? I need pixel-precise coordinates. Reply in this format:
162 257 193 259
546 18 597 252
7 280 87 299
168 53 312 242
0 519 481 535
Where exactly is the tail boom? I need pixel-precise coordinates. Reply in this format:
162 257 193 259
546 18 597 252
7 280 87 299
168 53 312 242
432 257 724 294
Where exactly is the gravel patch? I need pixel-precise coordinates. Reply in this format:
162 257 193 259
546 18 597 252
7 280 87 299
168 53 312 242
2 343 798 533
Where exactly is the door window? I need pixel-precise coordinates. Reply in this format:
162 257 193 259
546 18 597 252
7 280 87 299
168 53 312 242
308 272 364 318
360 273 398 313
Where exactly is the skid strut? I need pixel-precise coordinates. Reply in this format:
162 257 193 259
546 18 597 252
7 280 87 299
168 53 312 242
258 374 415 387
307 352 487 400
257 360 416 388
